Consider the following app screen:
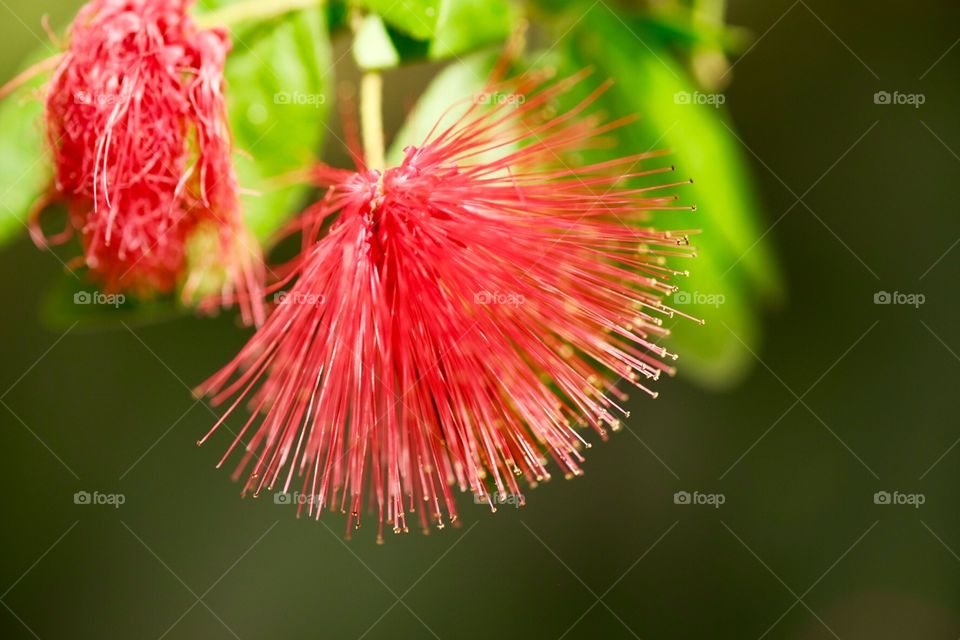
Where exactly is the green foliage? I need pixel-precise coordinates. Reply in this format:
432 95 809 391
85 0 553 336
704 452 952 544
386 52 496 164
428 0 517 60
353 14 401 70
553 8 783 387
355 0 516 66
0 49 54 247
217 3 333 243
355 0 440 40
3 0 783 388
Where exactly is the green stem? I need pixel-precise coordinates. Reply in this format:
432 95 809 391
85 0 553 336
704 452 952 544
196 0 324 29
360 71 385 172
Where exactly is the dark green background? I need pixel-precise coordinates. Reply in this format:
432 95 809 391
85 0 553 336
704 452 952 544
2 1 959 638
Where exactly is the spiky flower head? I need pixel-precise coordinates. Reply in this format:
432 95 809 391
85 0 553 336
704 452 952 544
42 0 263 324
198 70 697 540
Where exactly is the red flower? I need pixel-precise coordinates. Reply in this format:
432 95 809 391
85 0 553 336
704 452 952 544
198 70 697 540
41 0 263 324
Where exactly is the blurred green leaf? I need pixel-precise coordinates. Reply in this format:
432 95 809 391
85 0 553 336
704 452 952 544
386 52 496 164
353 13 401 70
428 0 516 60
0 49 55 247
355 0 515 64
555 9 783 387
326 0 351 33
382 24 431 62
219 5 334 244
355 0 440 40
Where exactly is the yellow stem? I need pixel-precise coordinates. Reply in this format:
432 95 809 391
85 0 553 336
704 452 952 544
360 71 385 172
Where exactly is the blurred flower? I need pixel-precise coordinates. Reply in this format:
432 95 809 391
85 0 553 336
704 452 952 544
197 70 697 540
39 0 263 324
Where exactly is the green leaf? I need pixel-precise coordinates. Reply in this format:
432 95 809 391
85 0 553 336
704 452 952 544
220 5 334 244
355 0 440 40
354 0 515 64
0 49 55 247
353 14 401 70
386 52 496 165
556 9 784 388
428 0 516 60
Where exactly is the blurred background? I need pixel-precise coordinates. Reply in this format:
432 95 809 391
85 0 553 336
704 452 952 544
1 0 959 638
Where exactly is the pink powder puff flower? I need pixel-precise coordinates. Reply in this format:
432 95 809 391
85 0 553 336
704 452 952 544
197 69 698 540
41 0 264 324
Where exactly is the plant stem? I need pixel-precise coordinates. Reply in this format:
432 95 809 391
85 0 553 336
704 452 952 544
360 71 385 172
196 0 324 29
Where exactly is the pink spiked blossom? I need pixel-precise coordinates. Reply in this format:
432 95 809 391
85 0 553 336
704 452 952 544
198 70 698 540
41 0 263 324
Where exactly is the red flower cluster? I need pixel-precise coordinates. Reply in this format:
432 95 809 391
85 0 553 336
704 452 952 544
197 71 697 540
42 0 263 323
